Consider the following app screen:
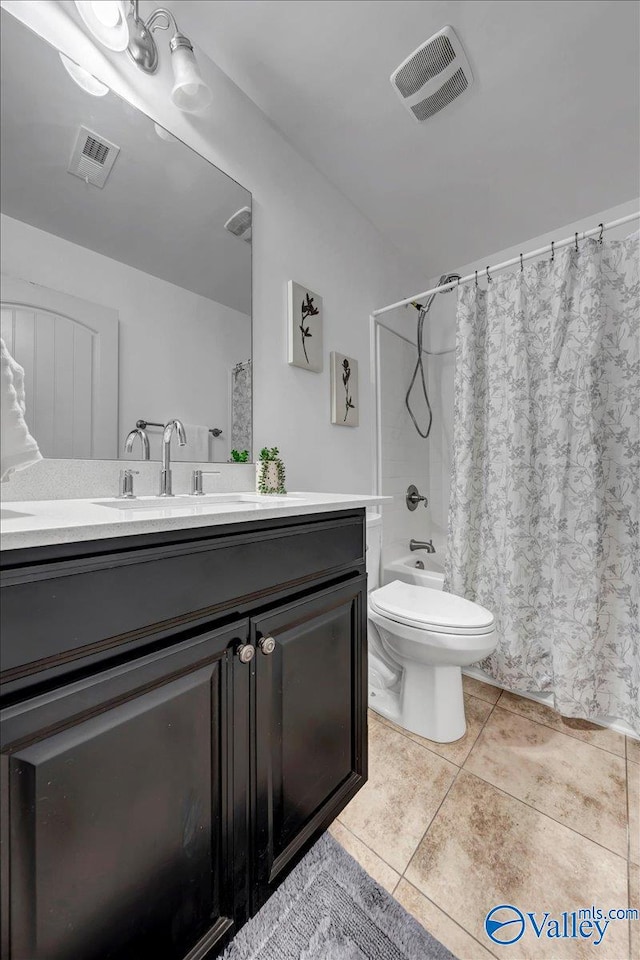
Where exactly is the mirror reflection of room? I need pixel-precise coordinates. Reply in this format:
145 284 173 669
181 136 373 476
0 11 252 465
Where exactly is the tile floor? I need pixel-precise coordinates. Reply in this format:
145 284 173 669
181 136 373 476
330 677 640 960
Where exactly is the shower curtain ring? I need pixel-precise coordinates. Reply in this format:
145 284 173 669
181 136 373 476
598 223 604 244
575 232 579 252
475 270 478 287
486 265 491 283
520 253 524 273
550 241 555 262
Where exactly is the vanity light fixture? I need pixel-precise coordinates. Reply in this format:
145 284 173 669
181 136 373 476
59 53 110 96
73 1 212 113
126 2 212 113
74 1 130 52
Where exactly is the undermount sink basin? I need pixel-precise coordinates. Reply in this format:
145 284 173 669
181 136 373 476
93 494 295 511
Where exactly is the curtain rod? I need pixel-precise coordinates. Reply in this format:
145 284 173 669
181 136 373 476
373 211 640 317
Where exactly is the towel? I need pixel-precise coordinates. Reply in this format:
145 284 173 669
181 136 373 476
171 424 211 462
1 338 42 482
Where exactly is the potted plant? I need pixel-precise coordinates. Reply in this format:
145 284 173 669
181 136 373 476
257 447 286 495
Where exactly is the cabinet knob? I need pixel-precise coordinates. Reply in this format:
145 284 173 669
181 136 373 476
237 644 255 664
258 636 276 656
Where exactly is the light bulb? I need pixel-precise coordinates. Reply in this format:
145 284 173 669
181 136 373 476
154 123 178 142
170 40 212 114
74 0 129 52
90 1 121 27
60 53 109 97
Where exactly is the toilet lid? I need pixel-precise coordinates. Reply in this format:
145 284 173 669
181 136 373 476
370 580 495 634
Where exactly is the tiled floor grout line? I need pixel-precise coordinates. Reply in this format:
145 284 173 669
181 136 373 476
397 695 500 884
370 691 495 767
334 817 405 879
495 698 628 759
398 703 497 876
336 811 499 957
459 699 632 862
393 699 502 959
393 878 502 960
463 765 631 864
460 697 499 772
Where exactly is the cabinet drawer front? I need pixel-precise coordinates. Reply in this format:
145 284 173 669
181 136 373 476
1 513 364 683
1 621 248 960
252 576 367 906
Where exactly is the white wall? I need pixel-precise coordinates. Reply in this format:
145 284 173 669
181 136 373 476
1 0 421 497
1 213 250 463
377 324 431 557
425 197 640 545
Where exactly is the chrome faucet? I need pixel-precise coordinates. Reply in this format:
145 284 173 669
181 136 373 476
191 469 221 495
410 538 436 553
118 469 139 499
159 419 187 496
125 427 150 460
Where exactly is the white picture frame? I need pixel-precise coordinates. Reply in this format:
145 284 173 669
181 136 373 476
330 351 359 427
287 281 323 372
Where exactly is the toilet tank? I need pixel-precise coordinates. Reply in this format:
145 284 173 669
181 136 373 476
365 512 383 591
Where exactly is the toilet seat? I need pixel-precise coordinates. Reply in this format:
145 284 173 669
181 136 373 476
370 580 494 636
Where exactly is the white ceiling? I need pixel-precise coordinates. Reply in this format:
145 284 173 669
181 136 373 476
179 0 640 273
0 10 251 314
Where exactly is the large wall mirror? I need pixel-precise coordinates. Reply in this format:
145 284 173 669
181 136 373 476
0 11 252 464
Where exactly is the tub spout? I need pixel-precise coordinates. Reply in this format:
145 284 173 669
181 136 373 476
410 538 435 553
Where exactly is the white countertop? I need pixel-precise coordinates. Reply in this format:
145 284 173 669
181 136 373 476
0 492 389 551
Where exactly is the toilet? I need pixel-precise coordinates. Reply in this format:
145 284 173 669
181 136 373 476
366 513 496 743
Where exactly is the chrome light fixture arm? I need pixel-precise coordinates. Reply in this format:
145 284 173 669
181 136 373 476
127 1 187 74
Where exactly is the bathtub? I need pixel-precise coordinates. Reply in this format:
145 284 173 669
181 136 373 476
384 552 445 591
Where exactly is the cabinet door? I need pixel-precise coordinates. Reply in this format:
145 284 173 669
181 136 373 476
252 576 367 907
0 622 250 960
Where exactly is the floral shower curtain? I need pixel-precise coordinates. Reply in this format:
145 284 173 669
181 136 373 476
445 235 639 733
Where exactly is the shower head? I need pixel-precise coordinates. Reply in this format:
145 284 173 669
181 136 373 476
406 273 461 310
441 273 461 291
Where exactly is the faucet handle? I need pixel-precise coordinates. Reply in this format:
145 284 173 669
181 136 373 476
190 469 221 495
118 469 139 499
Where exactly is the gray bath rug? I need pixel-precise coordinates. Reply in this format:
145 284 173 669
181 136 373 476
221 833 456 960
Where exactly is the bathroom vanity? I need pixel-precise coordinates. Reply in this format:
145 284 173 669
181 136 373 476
0 13 380 958
0 497 377 960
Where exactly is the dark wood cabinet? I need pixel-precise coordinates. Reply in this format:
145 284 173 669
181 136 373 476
1 622 247 960
0 510 368 960
253 578 367 909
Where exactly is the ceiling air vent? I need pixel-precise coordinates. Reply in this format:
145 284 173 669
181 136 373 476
390 26 473 122
224 206 252 243
67 125 120 188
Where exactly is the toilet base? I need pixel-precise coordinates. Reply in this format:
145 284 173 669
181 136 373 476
400 662 466 742
369 663 466 743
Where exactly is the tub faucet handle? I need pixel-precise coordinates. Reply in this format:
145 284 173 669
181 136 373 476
406 484 428 511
